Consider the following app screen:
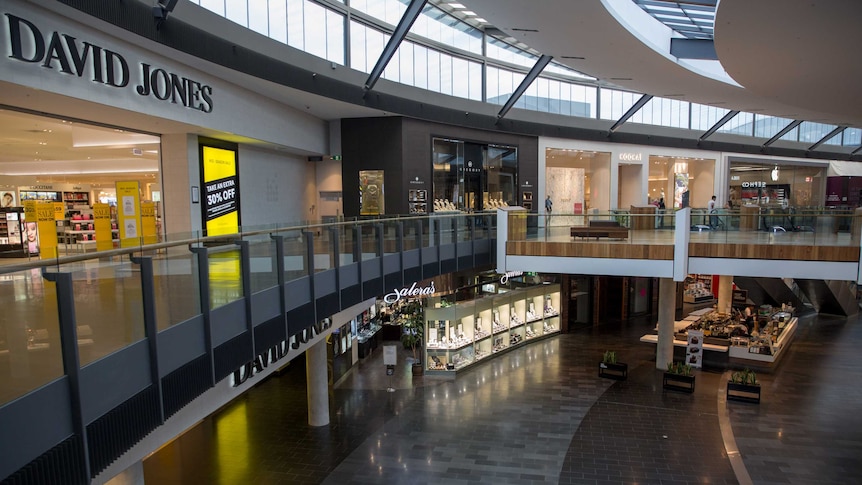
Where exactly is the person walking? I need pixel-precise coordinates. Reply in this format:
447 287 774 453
708 195 717 228
545 195 553 214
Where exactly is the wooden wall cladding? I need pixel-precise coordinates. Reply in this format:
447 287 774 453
688 243 860 262
506 242 674 260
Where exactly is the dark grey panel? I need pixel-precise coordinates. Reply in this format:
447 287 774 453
315 293 340 326
670 38 717 60
0 378 74 480
383 254 400 274
422 246 437 265
384 272 403 293
340 263 360 287
314 269 337 298
440 243 456 260
287 303 315 337
251 286 281 326
211 299 248 346
362 278 383 300
441 258 457 274
341 285 362 309
404 266 422 284
254 317 287 354
80 340 151 425
403 249 420 268
361 259 381 279
285 276 311 312
458 255 473 270
157 315 206 376
457 241 472 258
475 239 490 253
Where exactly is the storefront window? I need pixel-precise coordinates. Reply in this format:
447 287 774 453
648 156 715 209
432 138 517 212
728 160 825 209
545 148 611 224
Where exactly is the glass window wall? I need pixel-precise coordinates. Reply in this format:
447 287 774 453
729 161 825 209
545 148 612 222
630 97 690 129
432 138 517 212
648 156 715 209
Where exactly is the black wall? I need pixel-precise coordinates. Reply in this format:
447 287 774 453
342 117 539 217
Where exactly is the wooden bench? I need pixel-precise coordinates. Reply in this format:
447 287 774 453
570 220 628 240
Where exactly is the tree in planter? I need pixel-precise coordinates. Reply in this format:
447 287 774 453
400 301 425 372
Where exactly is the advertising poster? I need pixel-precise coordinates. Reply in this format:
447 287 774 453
1 191 16 208
141 202 158 244
93 203 114 251
686 329 703 368
36 202 58 259
53 202 65 221
359 170 384 216
23 200 38 255
201 145 240 236
116 181 142 247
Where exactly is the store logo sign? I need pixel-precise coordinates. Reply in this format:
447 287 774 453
499 270 523 284
383 281 436 304
4 13 214 113
741 181 766 188
619 153 642 162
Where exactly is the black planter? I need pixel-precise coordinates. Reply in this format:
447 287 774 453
727 381 761 403
598 362 628 380
663 372 695 393
411 362 424 377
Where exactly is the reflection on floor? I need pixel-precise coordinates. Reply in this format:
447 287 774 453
144 312 862 484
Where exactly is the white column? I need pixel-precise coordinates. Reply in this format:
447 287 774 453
717 275 733 314
306 339 330 427
656 277 676 369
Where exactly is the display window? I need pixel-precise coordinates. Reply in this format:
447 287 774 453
728 160 824 209
0 109 162 258
648 156 715 209
432 138 517 212
545 148 611 225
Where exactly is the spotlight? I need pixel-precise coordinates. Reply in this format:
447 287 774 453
153 0 179 30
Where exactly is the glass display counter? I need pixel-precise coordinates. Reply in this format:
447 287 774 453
424 283 560 374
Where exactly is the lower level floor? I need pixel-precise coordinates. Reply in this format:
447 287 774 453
140 312 862 484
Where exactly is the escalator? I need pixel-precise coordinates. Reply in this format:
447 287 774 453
733 276 810 313
795 279 859 316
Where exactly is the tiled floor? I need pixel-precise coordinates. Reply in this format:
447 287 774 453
143 311 862 485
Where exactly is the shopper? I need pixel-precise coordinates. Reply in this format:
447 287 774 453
545 195 553 214
708 195 717 228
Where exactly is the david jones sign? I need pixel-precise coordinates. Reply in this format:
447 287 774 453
4 13 214 113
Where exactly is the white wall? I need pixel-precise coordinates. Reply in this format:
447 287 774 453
618 164 642 208
315 160 344 220
238 146 309 227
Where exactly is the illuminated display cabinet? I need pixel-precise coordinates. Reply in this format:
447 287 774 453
424 283 560 374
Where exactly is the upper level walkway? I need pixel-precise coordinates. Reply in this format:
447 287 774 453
499 208 862 283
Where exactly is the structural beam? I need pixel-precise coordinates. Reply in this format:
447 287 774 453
763 119 802 148
608 94 653 134
670 38 717 60
807 126 846 152
851 145 862 156
496 55 554 122
364 0 428 92
698 110 739 141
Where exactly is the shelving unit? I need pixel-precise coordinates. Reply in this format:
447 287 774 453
424 283 561 375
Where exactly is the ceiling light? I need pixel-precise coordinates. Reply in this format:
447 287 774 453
449 2 465 8
475 17 487 23
462 10 476 16
561 56 585 60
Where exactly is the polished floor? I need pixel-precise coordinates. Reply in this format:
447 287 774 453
142 311 862 485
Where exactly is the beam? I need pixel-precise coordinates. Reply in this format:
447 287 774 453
364 0 428 92
851 145 862 156
608 94 653 134
670 38 717 60
763 119 802 147
495 55 554 122
807 126 846 152
698 110 740 141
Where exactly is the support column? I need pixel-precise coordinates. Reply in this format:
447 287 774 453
656 277 676 369
306 339 330 427
717 275 733 314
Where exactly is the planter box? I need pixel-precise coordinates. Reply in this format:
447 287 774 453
663 372 695 393
598 362 628 380
727 381 761 403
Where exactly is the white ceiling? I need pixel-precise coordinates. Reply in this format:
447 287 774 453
459 0 862 128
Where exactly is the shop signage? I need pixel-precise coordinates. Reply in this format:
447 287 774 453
201 145 240 236
383 281 436 304
5 13 214 113
618 153 642 162
741 181 766 188
230 318 332 387
408 177 424 185
460 161 482 173
499 270 523 284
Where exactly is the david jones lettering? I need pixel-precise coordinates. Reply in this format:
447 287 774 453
6 14 213 113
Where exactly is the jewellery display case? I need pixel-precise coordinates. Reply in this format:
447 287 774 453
424 283 560 375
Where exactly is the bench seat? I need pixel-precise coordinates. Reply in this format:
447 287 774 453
570 220 628 239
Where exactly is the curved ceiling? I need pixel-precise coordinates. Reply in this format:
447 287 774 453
459 0 862 128
714 0 862 127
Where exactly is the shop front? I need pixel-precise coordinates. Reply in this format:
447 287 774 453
728 157 826 210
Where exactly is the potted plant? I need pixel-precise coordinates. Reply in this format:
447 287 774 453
663 361 695 393
598 350 628 380
400 303 425 377
727 368 761 403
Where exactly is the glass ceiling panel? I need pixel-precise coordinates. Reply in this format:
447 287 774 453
844 128 862 147
632 0 717 39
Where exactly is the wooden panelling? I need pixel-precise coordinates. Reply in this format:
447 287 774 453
507 210 528 241
507 242 674 259
688 243 860 262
